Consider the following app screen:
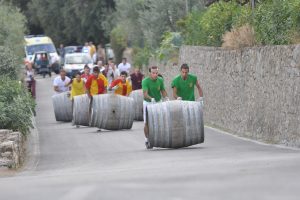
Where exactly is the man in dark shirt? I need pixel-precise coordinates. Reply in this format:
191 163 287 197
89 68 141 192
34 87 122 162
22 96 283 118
130 68 144 90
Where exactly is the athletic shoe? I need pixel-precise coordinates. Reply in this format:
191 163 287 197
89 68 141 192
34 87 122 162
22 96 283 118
145 141 153 149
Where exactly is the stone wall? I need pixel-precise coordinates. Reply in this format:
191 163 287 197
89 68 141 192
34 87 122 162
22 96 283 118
0 130 25 168
154 45 300 147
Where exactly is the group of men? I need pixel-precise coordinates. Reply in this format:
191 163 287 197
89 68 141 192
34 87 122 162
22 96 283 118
52 60 203 149
142 64 203 149
53 57 144 99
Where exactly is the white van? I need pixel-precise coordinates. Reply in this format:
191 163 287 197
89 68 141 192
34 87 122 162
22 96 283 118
24 35 60 71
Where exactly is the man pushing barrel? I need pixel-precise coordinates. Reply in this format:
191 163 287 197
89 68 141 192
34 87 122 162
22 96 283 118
171 63 203 104
142 66 168 149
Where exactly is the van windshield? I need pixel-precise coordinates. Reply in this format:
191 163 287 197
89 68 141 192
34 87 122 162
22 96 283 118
26 44 56 55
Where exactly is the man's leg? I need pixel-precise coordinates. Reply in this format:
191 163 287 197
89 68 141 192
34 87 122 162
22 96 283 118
143 101 152 149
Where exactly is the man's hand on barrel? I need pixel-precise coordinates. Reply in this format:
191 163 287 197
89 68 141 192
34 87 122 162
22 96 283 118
163 97 170 102
112 85 119 90
151 98 156 103
198 97 204 107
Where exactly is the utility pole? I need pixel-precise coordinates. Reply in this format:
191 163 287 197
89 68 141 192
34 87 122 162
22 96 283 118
251 0 255 10
185 0 189 15
251 0 255 19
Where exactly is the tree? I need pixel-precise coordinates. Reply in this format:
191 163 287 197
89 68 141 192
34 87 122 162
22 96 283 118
0 3 27 60
27 0 116 45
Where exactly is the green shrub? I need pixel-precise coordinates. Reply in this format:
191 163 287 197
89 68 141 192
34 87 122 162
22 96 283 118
132 45 153 68
0 76 35 135
110 26 128 64
156 32 182 63
177 10 206 46
179 1 244 46
254 0 300 45
0 46 19 79
0 4 27 60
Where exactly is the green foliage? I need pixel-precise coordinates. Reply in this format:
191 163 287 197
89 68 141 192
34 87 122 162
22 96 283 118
113 0 145 47
112 0 205 49
156 32 182 63
27 0 115 45
179 1 244 46
110 26 127 64
0 76 35 135
132 45 153 68
0 46 19 79
254 0 300 45
0 3 27 60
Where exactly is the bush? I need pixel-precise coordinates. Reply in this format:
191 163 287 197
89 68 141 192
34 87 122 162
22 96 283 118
222 24 256 49
179 1 244 46
0 46 19 79
254 0 300 45
132 45 153 68
156 32 182 63
0 4 27 60
110 26 128 64
0 77 35 135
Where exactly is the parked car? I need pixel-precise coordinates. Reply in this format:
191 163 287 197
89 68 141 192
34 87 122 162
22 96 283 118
64 46 77 55
63 53 93 78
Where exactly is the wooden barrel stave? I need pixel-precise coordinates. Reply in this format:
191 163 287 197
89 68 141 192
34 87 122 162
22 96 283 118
52 92 73 122
129 90 143 121
91 94 134 130
147 100 204 148
73 94 90 126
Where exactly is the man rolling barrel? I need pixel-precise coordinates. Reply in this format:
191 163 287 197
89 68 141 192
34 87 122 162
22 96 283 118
85 66 108 98
171 63 203 104
108 71 132 96
142 66 168 149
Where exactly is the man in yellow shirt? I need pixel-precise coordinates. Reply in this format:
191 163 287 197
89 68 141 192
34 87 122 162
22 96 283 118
109 71 132 96
89 41 96 58
67 72 86 100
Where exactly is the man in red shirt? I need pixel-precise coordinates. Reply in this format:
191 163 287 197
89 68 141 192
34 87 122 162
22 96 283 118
109 71 132 96
81 64 92 83
130 68 144 90
85 66 107 98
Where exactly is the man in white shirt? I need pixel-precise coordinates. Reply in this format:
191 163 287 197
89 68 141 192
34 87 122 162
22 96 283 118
107 58 120 84
53 69 71 93
117 57 131 73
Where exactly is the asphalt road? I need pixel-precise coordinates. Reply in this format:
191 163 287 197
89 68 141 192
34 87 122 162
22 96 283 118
1 76 300 200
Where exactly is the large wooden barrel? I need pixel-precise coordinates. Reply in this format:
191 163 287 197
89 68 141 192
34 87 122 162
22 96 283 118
73 94 91 126
146 100 204 148
90 94 135 130
129 89 143 121
52 92 73 122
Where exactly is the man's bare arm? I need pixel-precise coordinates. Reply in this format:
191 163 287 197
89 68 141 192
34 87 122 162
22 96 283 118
172 87 178 99
161 89 168 98
143 90 152 101
196 80 203 97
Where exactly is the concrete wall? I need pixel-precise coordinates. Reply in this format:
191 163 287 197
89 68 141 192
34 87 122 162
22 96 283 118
154 45 300 147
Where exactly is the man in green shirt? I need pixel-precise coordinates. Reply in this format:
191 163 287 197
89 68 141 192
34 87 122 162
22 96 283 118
171 63 203 101
142 66 168 149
